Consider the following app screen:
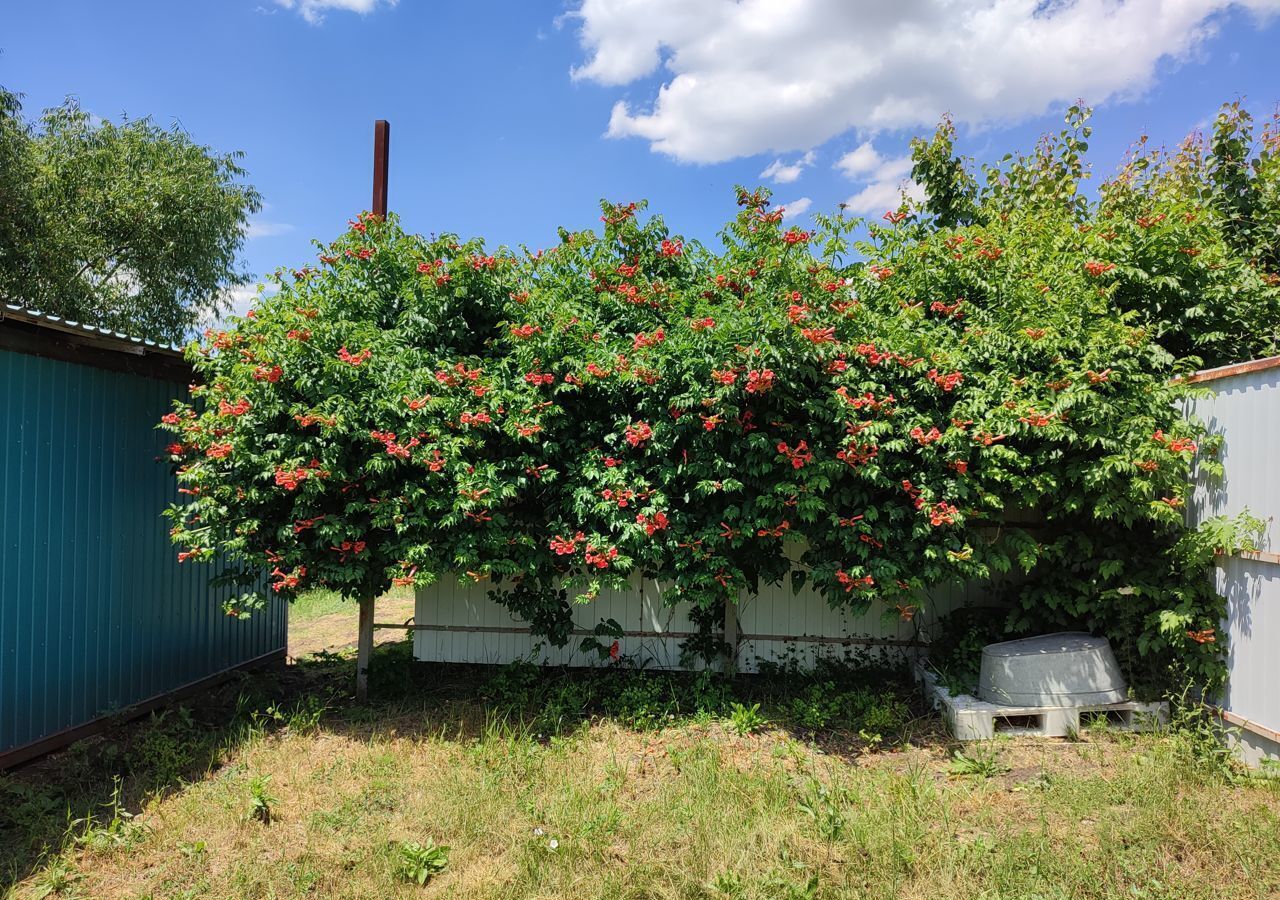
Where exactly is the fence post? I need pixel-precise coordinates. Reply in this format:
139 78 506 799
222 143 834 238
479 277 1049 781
357 596 375 701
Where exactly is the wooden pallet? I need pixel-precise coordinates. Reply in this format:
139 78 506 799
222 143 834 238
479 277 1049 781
914 664 1168 741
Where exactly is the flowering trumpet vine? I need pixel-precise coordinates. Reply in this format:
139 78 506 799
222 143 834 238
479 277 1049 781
624 421 653 447
338 346 372 366
637 512 669 535
160 175 1248 694
927 370 963 392
744 369 775 394
584 544 619 569
218 398 252 417
776 441 813 469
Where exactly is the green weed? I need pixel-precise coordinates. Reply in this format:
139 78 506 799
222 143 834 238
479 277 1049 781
727 701 766 735
393 839 449 886
246 774 277 825
948 744 1010 779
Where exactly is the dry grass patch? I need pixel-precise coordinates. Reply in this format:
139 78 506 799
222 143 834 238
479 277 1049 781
288 587 416 658
5 646 1280 899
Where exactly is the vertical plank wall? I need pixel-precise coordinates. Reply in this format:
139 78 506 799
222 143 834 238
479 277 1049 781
0 350 286 762
1185 363 1280 763
415 573 978 673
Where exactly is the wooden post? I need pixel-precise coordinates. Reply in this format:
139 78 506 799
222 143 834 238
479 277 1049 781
357 596 375 702
355 120 388 704
372 120 390 219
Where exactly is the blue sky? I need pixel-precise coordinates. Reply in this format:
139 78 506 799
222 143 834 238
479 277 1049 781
4 0 1279 315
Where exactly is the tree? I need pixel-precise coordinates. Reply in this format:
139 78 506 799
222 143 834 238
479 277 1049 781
909 114 977 230
911 103 1280 368
158 103 1280 701
0 87 261 344
0 89 37 296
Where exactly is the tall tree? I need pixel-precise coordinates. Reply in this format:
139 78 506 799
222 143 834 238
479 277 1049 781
0 88 37 296
909 103 1280 368
0 87 261 343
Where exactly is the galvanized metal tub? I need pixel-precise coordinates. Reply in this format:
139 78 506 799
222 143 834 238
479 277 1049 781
978 632 1128 707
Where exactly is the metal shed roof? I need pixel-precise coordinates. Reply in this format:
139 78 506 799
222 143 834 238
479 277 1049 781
0 303 187 356
0 303 192 383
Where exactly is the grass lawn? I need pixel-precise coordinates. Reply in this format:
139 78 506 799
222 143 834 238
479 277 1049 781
3 643 1280 899
287 587 416 658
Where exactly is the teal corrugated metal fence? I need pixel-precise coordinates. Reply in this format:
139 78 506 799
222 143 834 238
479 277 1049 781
0 349 286 759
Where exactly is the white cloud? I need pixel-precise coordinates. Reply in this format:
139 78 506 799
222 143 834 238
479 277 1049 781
779 197 813 219
210 284 280 328
834 142 883 179
760 151 815 184
844 179 925 216
835 143 922 215
219 285 266 320
245 219 295 239
570 0 1280 164
274 0 397 25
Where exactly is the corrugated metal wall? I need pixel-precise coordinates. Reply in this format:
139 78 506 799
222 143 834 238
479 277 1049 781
0 349 286 760
414 572 978 673
1185 365 1280 764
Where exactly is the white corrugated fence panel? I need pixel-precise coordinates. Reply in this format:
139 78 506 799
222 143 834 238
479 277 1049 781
736 578 976 672
413 574 699 669
1185 363 1280 763
1187 367 1280 548
414 571 980 673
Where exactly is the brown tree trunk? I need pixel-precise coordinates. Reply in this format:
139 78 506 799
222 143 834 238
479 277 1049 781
356 595 375 702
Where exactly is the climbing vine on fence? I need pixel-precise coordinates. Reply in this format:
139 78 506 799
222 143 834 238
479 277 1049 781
162 106 1279 695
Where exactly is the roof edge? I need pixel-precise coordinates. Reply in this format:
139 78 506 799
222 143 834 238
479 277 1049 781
0 303 189 358
0 304 193 384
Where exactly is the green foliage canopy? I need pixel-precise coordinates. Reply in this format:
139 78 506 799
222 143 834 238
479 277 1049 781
912 104 1280 367
0 87 261 343
163 105 1277 694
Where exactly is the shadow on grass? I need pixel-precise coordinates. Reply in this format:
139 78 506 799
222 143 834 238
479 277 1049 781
0 637 948 889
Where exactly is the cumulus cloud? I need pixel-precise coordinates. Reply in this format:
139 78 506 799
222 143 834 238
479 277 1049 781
570 0 1280 163
834 142 884 179
834 143 922 215
274 0 396 25
779 197 813 219
211 284 280 329
844 178 926 216
760 151 816 184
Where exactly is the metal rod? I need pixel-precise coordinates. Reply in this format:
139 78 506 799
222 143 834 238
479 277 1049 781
1216 549 1280 566
741 633 916 647
723 600 740 674
1176 354 1280 385
1217 707 1280 744
375 623 702 639
372 119 390 219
